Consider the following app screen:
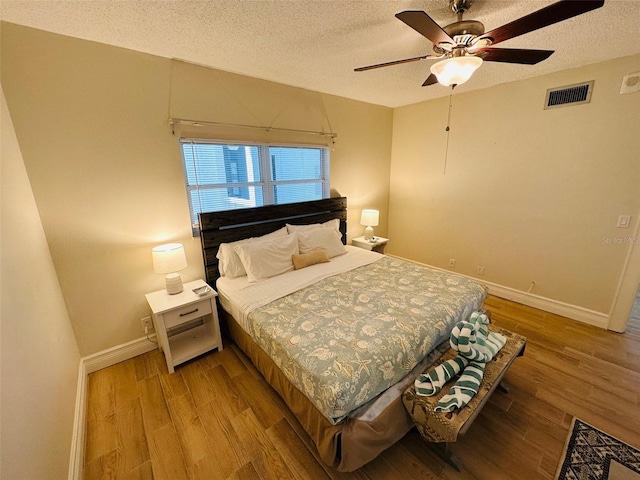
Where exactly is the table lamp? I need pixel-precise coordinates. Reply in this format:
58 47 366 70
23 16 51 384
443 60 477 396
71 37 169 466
152 243 188 294
360 209 379 241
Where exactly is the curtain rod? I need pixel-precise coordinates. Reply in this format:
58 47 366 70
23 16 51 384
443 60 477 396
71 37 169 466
169 118 337 139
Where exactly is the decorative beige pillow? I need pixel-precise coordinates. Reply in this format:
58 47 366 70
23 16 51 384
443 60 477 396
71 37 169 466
292 249 330 270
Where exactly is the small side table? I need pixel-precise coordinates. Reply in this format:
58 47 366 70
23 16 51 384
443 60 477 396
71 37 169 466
145 279 223 373
352 236 389 254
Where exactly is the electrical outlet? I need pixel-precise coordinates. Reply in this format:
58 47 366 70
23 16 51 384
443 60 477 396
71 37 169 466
617 215 631 228
449 258 456 268
477 265 485 275
141 316 154 333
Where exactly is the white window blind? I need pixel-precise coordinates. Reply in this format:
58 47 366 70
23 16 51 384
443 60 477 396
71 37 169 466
180 140 330 235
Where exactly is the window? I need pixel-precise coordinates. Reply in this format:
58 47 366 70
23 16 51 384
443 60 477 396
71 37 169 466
180 140 330 235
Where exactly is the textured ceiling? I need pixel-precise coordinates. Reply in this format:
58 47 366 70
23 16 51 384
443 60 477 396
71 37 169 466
1 0 639 107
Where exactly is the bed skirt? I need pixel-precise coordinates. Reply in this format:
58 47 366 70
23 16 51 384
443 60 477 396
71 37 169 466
222 309 417 472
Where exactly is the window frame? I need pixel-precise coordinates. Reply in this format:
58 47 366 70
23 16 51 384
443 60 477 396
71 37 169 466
180 139 330 236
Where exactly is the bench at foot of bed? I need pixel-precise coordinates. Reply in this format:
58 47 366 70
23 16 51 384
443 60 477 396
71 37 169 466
402 326 526 472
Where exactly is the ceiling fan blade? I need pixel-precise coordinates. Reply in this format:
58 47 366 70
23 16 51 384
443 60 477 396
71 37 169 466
396 10 455 46
354 55 435 72
478 0 605 46
422 74 439 87
475 48 555 65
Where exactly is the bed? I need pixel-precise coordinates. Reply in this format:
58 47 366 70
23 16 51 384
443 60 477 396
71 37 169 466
199 197 487 471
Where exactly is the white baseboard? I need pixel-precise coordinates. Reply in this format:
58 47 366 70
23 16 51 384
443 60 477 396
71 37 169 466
485 281 609 329
83 335 157 374
68 361 87 480
68 335 158 479
387 254 610 329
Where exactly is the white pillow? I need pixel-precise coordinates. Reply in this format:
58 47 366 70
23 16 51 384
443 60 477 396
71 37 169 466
297 227 347 258
286 218 340 235
234 233 300 283
217 227 288 278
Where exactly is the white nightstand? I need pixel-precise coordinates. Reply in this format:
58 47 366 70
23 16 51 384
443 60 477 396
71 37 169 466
352 236 389 254
145 279 223 373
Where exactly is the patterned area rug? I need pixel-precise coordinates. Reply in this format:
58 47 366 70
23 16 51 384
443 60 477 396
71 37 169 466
556 418 640 480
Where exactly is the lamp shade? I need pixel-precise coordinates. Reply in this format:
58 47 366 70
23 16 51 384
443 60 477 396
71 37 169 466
360 209 379 227
152 243 187 274
430 56 483 87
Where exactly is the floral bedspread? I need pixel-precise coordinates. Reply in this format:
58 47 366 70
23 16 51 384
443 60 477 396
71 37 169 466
247 256 487 424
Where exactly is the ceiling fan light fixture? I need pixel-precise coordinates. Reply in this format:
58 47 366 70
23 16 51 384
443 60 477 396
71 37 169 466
430 55 483 86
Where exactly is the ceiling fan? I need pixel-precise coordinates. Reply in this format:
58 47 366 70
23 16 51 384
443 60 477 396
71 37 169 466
355 0 605 87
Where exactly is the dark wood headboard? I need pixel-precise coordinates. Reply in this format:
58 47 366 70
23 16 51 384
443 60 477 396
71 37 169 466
199 197 347 286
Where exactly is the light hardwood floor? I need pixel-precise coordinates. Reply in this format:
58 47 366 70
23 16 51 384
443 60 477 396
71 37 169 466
83 296 640 480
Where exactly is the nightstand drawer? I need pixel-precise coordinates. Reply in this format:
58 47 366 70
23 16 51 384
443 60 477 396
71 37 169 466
164 300 212 329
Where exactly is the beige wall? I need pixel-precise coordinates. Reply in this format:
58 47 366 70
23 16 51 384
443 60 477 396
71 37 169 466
4 18 636 363
389 54 640 315
1 87 81 479
1 22 392 356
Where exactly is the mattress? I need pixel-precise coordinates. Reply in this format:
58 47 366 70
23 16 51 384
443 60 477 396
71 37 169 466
217 248 487 423
223 310 450 471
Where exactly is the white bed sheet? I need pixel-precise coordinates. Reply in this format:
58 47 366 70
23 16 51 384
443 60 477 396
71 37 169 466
216 245 382 332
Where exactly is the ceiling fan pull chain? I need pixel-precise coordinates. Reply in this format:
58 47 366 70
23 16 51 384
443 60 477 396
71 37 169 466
443 86 454 175
445 86 454 132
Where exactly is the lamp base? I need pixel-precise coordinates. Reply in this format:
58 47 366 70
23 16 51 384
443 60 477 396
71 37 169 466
364 225 374 240
165 273 184 294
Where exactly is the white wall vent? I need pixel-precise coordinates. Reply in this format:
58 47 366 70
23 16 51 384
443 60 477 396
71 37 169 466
544 81 594 109
620 72 640 94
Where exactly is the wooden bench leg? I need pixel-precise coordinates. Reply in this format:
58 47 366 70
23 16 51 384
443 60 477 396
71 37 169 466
431 442 464 472
498 381 510 393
